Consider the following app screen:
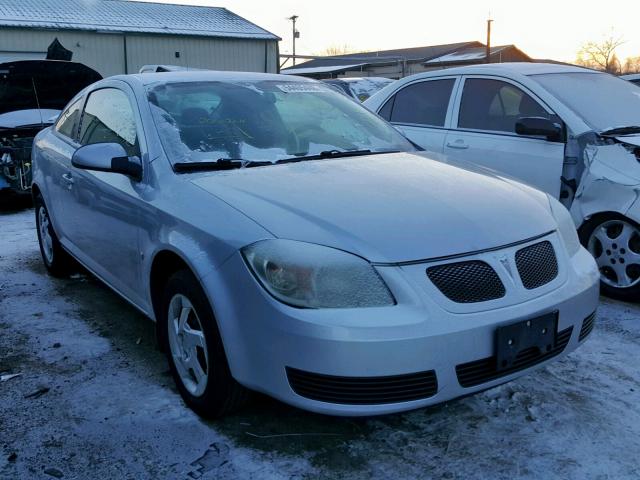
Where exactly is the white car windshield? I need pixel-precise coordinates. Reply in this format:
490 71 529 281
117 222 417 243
531 72 640 133
146 80 414 165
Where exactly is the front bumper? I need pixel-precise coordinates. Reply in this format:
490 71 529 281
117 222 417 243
203 233 600 416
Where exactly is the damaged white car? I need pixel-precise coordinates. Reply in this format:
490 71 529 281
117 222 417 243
366 63 640 300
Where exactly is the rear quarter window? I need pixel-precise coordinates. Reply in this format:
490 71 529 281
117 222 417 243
380 79 455 127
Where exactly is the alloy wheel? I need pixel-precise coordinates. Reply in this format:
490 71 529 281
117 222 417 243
167 294 209 397
38 206 54 264
587 219 640 289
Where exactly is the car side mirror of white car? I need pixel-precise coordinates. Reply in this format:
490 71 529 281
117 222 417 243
515 117 563 143
72 143 142 181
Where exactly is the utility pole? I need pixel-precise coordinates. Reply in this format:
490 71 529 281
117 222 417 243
288 15 300 66
485 18 493 63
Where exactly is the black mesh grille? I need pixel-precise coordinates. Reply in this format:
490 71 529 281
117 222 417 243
515 241 558 290
456 326 573 388
286 367 438 405
579 311 596 341
427 261 505 303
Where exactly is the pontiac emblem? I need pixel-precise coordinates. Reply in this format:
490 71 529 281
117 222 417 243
499 255 513 278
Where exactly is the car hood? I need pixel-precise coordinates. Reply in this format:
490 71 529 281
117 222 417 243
0 60 101 116
191 152 556 263
0 109 59 129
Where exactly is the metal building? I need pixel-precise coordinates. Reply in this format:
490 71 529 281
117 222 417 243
0 0 280 77
282 42 531 79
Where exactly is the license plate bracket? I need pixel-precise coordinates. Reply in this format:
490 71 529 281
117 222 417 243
495 311 557 371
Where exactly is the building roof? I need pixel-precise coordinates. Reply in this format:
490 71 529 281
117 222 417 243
0 0 280 40
425 45 524 65
282 41 481 72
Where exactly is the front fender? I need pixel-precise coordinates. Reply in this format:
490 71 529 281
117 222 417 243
571 144 640 227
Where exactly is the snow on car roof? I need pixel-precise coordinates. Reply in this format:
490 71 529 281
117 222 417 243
0 0 279 40
126 70 316 86
439 62 596 76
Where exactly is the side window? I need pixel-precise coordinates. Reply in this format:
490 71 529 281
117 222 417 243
388 79 455 127
79 88 140 157
458 79 551 133
378 96 394 121
54 98 83 139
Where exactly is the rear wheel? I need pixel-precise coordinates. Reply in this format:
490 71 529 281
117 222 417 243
160 269 249 418
580 214 640 301
34 193 74 277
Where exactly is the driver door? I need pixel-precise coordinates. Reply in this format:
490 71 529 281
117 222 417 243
63 85 147 306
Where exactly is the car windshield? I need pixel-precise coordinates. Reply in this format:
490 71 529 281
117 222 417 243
530 72 640 133
146 80 414 165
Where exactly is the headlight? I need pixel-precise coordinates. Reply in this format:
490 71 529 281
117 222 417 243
242 240 395 308
548 196 581 256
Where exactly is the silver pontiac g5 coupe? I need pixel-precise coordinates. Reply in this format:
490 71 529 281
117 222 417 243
31 71 600 418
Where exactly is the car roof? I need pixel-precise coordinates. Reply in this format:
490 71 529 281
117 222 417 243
113 70 315 87
621 73 640 81
410 62 599 78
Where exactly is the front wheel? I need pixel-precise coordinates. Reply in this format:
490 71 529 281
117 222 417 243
159 269 249 418
580 214 640 301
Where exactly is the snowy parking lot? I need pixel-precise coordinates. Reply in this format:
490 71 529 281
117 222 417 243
1 205 640 480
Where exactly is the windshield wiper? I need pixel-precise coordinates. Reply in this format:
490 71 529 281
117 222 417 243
173 149 400 173
277 149 399 163
173 158 271 173
600 126 640 136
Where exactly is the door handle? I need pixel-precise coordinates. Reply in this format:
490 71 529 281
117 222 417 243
61 173 74 187
446 140 469 150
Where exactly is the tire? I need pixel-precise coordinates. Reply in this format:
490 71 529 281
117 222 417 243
159 269 249 418
579 213 640 301
34 193 74 277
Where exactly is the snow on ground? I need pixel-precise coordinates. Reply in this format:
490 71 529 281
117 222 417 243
1 205 639 479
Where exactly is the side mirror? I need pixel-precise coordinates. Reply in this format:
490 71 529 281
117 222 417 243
72 143 142 181
515 117 563 142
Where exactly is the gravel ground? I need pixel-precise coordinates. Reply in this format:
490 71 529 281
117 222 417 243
1 205 639 480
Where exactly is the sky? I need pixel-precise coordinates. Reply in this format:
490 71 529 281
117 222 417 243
146 0 639 64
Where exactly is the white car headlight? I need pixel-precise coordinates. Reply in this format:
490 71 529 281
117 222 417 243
242 240 395 308
548 196 581 256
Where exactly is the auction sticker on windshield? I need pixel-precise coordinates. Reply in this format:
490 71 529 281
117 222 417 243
276 83 330 93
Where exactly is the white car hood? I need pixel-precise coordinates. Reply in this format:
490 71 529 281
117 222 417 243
192 152 555 263
615 134 640 148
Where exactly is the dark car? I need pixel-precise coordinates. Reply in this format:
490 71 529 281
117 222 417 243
0 59 101 197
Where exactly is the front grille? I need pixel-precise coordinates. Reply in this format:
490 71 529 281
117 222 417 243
427 261 505 303
579 312 596 341
515 241 558 289
286 367 438 405
456 326 573 388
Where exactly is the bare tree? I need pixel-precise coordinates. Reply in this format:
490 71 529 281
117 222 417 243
623 56 640 74
315 44 358 56
576 34 625 73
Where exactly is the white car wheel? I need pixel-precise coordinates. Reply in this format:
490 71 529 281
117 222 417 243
585 217 640 299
